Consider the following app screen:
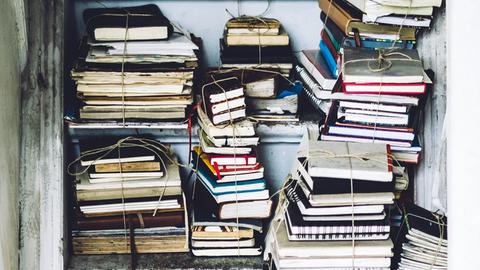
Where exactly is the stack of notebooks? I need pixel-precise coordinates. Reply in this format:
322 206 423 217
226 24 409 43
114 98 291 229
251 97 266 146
70 137 189 254
296 0 441 125
191 76 272 256
70 5 199 124
205 69 300 122
317 0 442 51
393 204 447 270
267 140 396 269
320 47 428 164
220 17 293 77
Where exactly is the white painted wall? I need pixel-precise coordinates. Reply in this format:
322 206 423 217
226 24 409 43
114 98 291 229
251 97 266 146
0 0 23 269
74 0 322 67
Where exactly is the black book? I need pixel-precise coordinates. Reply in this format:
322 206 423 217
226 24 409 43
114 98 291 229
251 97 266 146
285 179 386 217
403 203 447 240
285 200 390 235
192 181 263 232
320 12 347 47
220 39 293 64
332 0 364 19
83 4 174 41
78 136 170 167
285 218 389 241
309 176 395 194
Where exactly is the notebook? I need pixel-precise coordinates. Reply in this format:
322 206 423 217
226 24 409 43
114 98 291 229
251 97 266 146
318 0 416 40
193 179 272 220
285 179 387 217
297 50 337 90
342 47 424 84
197 108 256 138
306 141 393 182
225 30 289 46
285 201 391 235
192 147 264 183
275 219 393 257
83 5 174 41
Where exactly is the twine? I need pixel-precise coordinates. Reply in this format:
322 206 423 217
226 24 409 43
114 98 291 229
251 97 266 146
198 73 245 256
394 205 447 270
67 137 190 215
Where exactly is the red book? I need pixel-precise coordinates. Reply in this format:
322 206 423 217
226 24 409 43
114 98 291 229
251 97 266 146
343 82 426 95
208 153 257 166
321 29 339 60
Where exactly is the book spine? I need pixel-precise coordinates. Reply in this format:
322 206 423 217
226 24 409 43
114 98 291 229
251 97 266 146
319 40 338 78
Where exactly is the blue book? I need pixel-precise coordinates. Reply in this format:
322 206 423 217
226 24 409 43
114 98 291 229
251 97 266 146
343 37 415 50
319 40 338 79
195 164 266 195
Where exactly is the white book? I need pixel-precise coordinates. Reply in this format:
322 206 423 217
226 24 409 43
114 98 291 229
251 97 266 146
217 171 264 184
211 97 245 115
191 238 255 248
91 33 199 51
89 171 163 179
77 84 185 94
208 87 244 104
94 27 169 41
369 0 442 7
339 101 408 113
275 220 393 258
314 90 419 106
327 125 415 141
338 110 409 126
208 136 259 148
296 52 337 90
197 108 255 138
80 199 180 214
212 109 246 125
199 129 252 155
321 133 413 148
80 156 154 166
220 200 273 219
347 0 438 13
303 213 386 221
309 192 395 207
364 15 431 28
192 247 262 257
227 28 279 35
307 141 393 182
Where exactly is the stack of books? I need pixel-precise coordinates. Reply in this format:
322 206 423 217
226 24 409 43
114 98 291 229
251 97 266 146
220 17 293 77
70 137 189 254
191 76 272 256
267 140 396 269
394 204 447 270
320 47 427 164
318 0 442 51
205 68 300 122
218 17 299 122
70 5 199 124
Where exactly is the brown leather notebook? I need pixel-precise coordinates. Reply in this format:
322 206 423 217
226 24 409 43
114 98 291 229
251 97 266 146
74 211 185 230
318 0 416 40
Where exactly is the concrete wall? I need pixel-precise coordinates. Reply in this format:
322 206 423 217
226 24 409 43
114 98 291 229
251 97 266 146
0 0 23 269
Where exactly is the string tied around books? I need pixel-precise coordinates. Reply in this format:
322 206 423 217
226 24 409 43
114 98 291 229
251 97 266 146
225 3 275 66
343 49 422 73
309 146 407 269
84 8 157 128
395 206 447 270
197 74 245 257
67 136 191 216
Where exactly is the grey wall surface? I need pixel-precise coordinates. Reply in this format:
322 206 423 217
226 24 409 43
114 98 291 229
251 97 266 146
0 0 23 269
